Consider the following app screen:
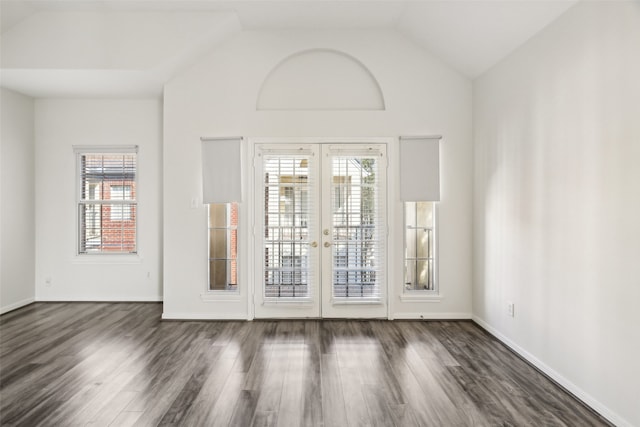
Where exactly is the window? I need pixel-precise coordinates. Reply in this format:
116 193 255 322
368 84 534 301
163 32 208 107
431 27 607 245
333 176 351 211
208 203 239 291
76 147 137 254
110 185 132 221
404 201 436 292
278 175 308 227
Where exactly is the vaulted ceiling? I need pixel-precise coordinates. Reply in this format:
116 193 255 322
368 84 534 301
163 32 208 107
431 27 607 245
0 0 577 97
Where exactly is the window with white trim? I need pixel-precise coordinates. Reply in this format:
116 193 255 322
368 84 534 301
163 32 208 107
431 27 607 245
404 201 437 293
76 147 137 254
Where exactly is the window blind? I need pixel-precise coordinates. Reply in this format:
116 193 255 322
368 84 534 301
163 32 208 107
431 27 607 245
74 146 138 254
328 145 385 302
201 137 243 203
399 136 441 201
261 149 317 300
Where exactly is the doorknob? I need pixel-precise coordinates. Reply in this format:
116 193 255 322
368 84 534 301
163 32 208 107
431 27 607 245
324 242 331 248
309 241 318 248
323 229 330 236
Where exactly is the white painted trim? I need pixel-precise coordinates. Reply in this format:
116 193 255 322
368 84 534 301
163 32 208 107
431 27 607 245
0 297 35 315
72 145 138 153
400 135 443 141
392 312 471 320
71 255 143 264
249 137 394 145
74 148 140 257
201 136 243 142
256 48 386 111
35 296 163 302
200 292 241 302
398 295 443 303
472 315 632 427
249 137 395 320
162 312 248 320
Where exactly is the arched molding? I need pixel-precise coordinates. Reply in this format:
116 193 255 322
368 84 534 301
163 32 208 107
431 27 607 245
256 48 386 111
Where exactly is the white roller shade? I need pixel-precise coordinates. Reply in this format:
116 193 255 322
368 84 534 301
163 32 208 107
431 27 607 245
201 137 243 203
399 136 441 201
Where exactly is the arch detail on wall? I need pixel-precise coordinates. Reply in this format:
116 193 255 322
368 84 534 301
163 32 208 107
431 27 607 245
257 49 386 111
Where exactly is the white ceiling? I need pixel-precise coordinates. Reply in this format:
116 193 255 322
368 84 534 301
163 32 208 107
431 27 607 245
0 0 578 97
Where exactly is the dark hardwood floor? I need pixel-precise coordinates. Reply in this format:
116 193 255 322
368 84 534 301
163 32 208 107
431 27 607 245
0 303 609 426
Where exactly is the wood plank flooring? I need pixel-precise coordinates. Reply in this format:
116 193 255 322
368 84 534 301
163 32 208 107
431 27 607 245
0 303 610 426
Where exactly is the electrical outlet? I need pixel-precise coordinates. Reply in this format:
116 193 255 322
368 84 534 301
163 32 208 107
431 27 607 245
507 301 515 317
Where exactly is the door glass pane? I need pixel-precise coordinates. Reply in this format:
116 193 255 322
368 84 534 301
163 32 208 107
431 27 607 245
331 154 381 299
263 154 314 299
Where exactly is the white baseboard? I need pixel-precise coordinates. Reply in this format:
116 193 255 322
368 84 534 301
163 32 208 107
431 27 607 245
162 312 249 320
35 296 163 302
0 297 35 315
162 312 473 321
392 312 472 320
161 312 473 321
472 315 631 427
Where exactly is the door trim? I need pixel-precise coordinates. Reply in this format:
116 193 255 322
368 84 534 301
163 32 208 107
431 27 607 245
248 137 396 319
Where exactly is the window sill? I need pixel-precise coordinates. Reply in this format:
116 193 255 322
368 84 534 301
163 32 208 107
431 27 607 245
71 254 142 265
200 292 241 302
399 293 442 303
331 298 383 305
262 298 314 307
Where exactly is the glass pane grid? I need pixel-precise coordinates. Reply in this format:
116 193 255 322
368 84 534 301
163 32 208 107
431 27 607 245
208 203 239 291
263 155 313 299
79 203 137 253
331 155 382 299
404 202 435 291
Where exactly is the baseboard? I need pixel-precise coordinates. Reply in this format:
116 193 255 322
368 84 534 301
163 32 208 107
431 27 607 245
472 315 631 427
35 296 163 302
162 312 249 320
392 312 472 320
162 312 473 321
0 297 35 315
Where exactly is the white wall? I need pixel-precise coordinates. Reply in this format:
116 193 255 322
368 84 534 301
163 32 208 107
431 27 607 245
0 88 35 313
163 30 473 319
0 11 241 98
473 2 640 426
0 11 239 70
34 99 163 301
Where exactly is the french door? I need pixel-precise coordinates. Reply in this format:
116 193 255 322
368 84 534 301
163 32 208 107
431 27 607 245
254 143 387 318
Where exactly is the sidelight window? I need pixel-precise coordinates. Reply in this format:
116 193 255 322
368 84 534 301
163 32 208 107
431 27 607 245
208 203 239 291
404 201 437 292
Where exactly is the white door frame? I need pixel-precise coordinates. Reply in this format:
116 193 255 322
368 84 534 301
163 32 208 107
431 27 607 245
248 137 396 319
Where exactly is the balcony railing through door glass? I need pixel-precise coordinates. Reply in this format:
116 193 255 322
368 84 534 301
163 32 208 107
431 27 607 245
263 155 315 299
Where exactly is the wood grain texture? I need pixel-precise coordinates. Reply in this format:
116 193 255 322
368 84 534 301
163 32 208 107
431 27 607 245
0 303 611 427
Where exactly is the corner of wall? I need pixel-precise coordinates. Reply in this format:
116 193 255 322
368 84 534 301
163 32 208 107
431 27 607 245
0 87 36 314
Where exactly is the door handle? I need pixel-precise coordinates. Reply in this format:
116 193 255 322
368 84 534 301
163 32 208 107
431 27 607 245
324 242 331 248
323 229 330 236
309 241 318 248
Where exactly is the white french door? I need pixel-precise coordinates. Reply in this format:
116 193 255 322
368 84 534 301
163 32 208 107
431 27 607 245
254 143 387 318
